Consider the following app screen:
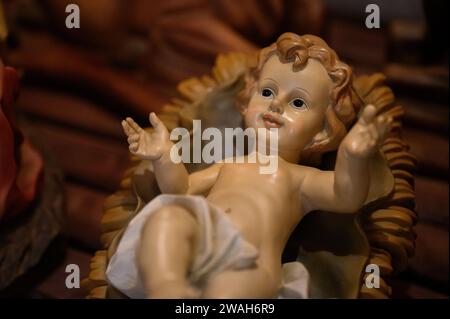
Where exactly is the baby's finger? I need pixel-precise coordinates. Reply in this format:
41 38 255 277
359 104 377 126
121 120 132 136
368 139 377 150
129 142 138 152
127 135 139 144
376 116 392 141
375 115 387 135
149 112 168 133
126 117 143 133
367 124 379 143
367 135 377 146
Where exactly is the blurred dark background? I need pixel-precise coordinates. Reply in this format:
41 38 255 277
0 0 448 298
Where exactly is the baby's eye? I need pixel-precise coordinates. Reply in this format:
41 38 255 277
261 88 274 98
289 98 308 110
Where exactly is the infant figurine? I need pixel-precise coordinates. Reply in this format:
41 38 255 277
106 33 393 299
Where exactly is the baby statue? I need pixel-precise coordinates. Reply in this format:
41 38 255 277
105 33 393 298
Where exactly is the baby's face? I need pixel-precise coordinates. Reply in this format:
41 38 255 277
243 54 333 160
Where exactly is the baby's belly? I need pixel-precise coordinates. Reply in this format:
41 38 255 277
206 185 297 255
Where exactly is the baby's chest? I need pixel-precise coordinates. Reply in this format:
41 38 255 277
221 162 292 184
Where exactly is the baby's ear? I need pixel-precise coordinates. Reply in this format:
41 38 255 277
308 119 330 147
302 126 331 166
310 126 330 148
302 106 347 165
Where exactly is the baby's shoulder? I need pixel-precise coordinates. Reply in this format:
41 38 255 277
286 163 321 182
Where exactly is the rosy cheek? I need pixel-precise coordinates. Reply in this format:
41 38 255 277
282 116 308 136
248 100 267 111
245 110 262 124
246 103 264 117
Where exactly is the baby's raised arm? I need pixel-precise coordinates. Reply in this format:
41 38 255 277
300 105 392 214
122 113 221 195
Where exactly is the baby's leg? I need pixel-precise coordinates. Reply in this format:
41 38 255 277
202 266 280 298
138 204 200 298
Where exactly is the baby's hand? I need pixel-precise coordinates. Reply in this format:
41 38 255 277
341 105 393 158
121 112 171 160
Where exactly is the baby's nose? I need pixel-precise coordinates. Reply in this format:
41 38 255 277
269 98 283 114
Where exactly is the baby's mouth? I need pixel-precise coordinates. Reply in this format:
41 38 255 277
262 113 284 128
